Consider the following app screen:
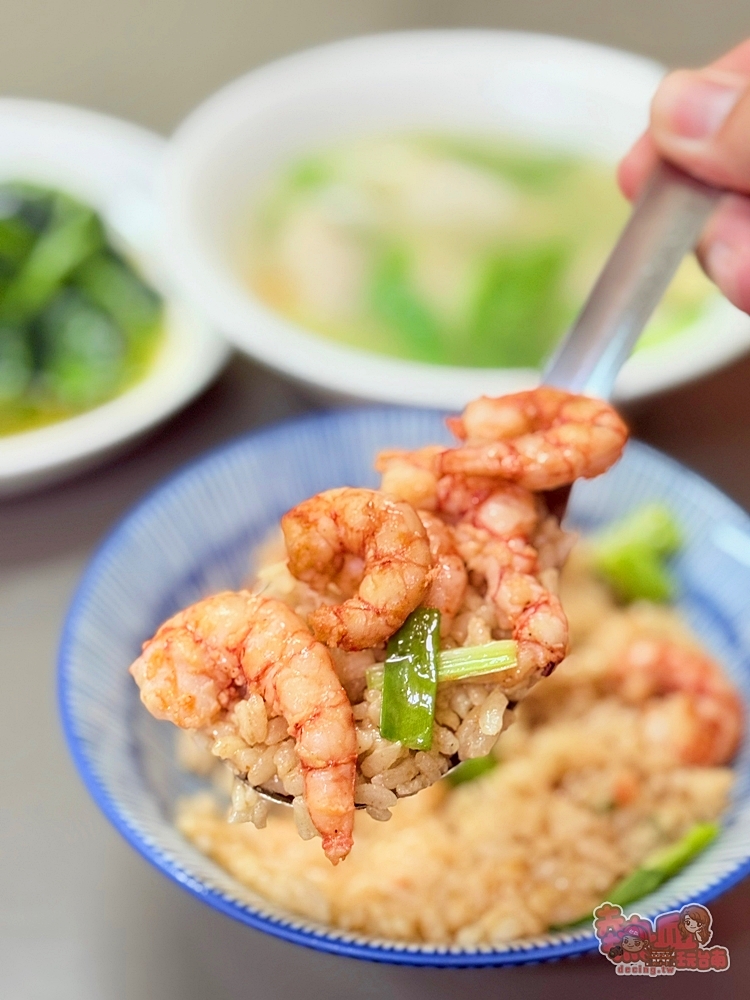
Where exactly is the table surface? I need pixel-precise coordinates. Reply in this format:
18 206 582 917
3 353 750 1000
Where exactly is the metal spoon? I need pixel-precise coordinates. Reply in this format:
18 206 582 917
248 161 721 811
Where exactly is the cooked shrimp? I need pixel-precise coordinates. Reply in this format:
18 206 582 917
376 446 443 511
281 487 433 651
611 639 743 766
129 590 357 863
441 388 629 491
377 444 546 538
418 511 468 627
453 523 569 698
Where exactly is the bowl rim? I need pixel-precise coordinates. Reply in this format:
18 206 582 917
0 97 229 494
160 29 750 408
58 406 750 966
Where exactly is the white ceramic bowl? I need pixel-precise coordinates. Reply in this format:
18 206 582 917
160 30 750 409
0 99 230 495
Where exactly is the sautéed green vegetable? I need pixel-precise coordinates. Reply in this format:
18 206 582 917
0 182 163 435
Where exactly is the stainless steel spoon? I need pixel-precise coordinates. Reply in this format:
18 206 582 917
248 161 721 811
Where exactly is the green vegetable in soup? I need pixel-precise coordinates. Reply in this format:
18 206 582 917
370 246 445 363
468 243 570 367
380 607 441 750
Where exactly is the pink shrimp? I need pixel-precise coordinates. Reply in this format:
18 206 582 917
376 445 443 511
611 639 743 766
441 388 629 491
453 522 569 697
281 487 433 651
418 511 468 627
129 590 357 863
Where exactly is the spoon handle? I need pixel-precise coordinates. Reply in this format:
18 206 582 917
542 161 722 400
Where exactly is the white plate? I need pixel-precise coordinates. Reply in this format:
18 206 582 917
160 30 750 409
0 99 230 495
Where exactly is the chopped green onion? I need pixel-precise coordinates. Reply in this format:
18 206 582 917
445 754 498 787
366 639 518 692
607 822 718 909
438 640 517 682
592 504 682 603
380 607 441 750
552 822 719 928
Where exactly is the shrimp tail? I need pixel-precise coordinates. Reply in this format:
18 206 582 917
304 761 356 864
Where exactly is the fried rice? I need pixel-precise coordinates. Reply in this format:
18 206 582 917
174 542 737 944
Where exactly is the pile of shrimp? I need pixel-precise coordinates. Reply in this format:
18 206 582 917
130 388 629 863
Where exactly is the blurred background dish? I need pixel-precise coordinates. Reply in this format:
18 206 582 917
0 98 229 495
59 407 750 966
160 31 750 409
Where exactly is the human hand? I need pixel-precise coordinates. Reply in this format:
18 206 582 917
619 39 750 313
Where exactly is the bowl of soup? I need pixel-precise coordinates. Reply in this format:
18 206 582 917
160 31 750 407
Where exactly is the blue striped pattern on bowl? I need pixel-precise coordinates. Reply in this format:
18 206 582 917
59 407 750 966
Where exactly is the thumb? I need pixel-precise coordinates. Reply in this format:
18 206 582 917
650 67 750 192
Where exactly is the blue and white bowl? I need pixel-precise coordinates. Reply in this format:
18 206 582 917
59 407 750 966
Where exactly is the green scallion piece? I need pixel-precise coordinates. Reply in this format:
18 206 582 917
438 640 517 682
607 822 718 908
366 639 518 692
592 504 682 603
380 607 441 750
444 754 498 787
551 822 719 928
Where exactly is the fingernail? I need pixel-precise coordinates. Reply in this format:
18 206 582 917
655 72 743 140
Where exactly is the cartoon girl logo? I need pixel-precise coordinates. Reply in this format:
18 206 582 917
677 904 712 947
593 900 730 974
608 922 651 964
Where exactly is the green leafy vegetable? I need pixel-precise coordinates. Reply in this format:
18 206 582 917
444 754 498 787
370 246 445 363
468 244 570 367
380 607 441 750
0 205 104 323
36 289 125 408
0 216 36 271
592 504 682 602
607 822 718 908
0 182 163 435
0 325 33 402
73 251 161 345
